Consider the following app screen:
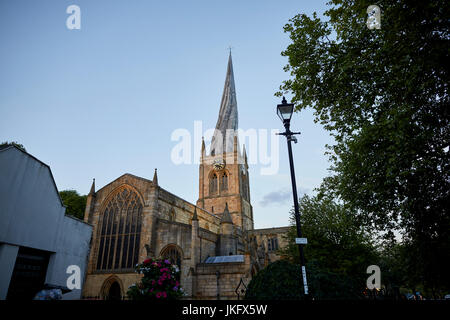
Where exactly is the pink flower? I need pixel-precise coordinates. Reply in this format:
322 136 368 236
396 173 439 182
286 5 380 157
156 292 161 298
161 292 167 298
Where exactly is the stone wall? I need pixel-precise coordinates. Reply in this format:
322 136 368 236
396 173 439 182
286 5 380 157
82 272 141 299
250 227 290 264
194 254 252 300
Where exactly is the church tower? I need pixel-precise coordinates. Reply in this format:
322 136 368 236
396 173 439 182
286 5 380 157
196 53 254 232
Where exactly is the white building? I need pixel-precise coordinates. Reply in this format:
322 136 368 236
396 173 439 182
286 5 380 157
0 146 93 300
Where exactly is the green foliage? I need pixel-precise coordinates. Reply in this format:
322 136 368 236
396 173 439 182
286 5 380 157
59 190 87 220
127 258 183 300
244 259 362 300
244 260 304 300
279 0 450 295
278 195 377 299
306 260 361 300
0 141 26 152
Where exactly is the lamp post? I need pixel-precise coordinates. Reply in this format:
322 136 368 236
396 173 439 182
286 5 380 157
277 96 309 297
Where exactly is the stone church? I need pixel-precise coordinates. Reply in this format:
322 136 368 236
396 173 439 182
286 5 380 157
81 54 289 300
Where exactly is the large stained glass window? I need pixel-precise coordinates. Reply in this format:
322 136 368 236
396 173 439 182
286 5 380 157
96 186 143 272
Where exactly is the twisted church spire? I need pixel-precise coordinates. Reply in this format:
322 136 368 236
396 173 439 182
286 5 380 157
210 52 239 156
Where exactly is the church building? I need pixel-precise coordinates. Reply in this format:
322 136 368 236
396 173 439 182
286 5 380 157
81 54 288 300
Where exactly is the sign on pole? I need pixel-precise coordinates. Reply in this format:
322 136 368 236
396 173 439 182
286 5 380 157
302 266 308 295
295 238 307 245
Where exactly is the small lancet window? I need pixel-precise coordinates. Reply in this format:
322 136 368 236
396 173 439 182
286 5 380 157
209 173 218 195
221 172 228 192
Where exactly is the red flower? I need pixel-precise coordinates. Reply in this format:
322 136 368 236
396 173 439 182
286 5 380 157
143 258 151 264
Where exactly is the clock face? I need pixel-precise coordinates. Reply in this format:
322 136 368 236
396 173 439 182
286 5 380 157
213 159 225 170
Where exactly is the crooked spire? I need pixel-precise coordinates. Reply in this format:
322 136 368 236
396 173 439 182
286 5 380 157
210 52 239 156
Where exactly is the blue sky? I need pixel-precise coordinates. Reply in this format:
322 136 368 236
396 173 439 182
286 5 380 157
0 0 333 228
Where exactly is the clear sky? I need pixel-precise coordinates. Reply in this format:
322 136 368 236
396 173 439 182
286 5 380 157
0 0 333 229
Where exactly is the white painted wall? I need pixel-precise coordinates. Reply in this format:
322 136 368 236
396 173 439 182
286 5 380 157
0 147 92 299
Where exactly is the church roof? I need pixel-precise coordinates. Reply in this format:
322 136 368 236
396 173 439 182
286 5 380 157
210 53 239 156
204 255 244 264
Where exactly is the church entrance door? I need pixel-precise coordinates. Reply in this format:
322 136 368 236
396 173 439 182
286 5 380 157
107 282 121 300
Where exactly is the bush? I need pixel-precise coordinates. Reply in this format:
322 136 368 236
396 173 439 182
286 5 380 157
245 260 364 300
127 258 183 300
245 260 304 300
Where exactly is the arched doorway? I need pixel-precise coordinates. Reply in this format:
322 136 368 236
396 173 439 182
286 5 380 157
101 276 123 300
107 281 122 300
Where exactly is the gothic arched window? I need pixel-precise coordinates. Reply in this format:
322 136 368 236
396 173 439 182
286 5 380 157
160 245 182 270
221 172 228 192
209 173 218 195
96 186 143 271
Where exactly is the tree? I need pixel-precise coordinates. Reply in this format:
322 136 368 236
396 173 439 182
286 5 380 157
245 260 304 300
59 190 87 220
0 141 26 152
278 0 450 295
279 194 377 299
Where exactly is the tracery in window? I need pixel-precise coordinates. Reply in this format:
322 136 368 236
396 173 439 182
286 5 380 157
96 186 143 271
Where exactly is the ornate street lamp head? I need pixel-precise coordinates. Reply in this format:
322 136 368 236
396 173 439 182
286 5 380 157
277 96 294 124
